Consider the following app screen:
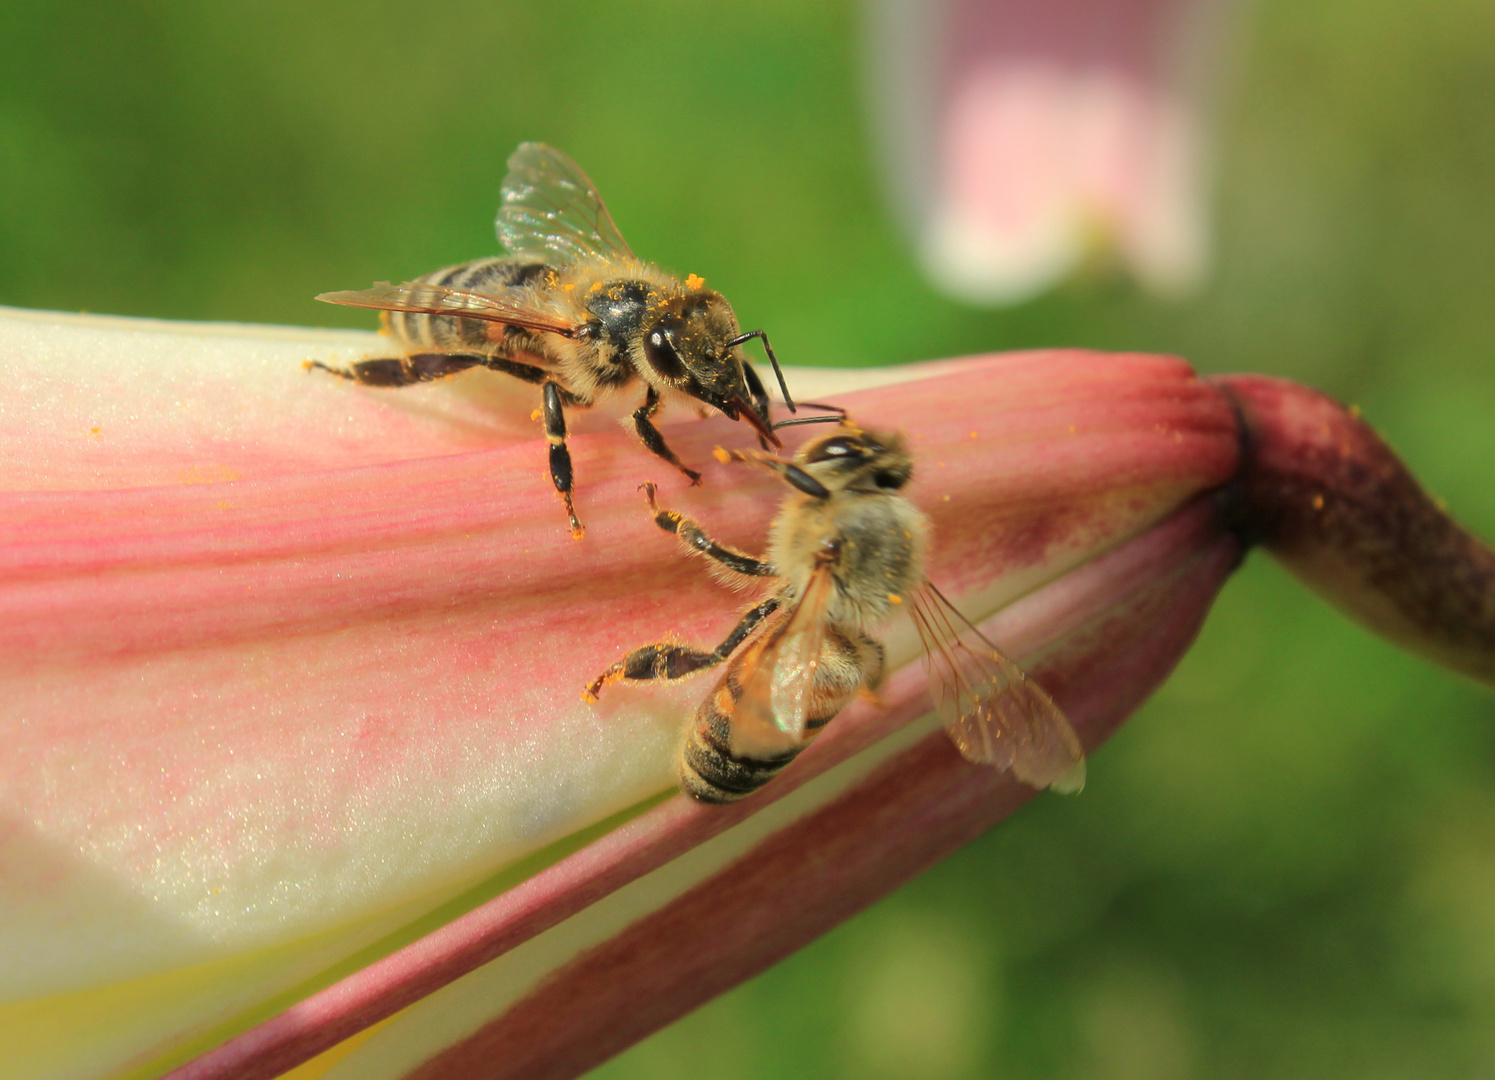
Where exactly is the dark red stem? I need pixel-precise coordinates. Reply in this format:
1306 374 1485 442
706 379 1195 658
1218 374 1495 685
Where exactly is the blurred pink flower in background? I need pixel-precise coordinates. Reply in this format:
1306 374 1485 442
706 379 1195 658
867 0 1237 303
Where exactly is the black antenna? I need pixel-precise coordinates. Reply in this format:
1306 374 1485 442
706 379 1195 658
726 330 796 413
771 403 847 431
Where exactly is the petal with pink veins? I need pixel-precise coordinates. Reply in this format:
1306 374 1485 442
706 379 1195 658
8 306 1491 1080
0 307 1239 1078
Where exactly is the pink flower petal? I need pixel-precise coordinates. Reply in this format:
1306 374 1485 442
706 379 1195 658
0 310 1239 1077
0 308 544 490
214 498 1240 1080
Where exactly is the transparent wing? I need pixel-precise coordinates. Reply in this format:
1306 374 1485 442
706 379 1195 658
911 583 1086 794
316 280 578 338
729 568 834 760
495 142 635 264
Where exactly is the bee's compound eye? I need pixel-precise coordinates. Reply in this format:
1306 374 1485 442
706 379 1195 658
642 324 688 381
807 436 865 463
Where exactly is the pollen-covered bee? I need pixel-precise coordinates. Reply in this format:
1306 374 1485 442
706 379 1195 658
309 142 794 538
584 420 1086 803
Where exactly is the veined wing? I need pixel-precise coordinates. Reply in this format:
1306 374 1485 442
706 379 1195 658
911 582 1086 794
728 567 834 760
496 143 635 265
316 280 579 338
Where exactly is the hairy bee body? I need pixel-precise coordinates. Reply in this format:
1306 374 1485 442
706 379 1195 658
384 256 545 354
314 143 790 537
679 625 884 803
384 255 736 406
588 422 1084 804
766 483 927 629
588 426 939 803
671 455 924 802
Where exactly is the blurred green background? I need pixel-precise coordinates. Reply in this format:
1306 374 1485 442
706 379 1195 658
5 1 1495 1076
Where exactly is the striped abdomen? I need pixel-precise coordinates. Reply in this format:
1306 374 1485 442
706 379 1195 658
676 627 884 804
386 257 551 353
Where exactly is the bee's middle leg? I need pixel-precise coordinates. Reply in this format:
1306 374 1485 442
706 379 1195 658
539 380 588 539
633 387 702 485
584 597 780 702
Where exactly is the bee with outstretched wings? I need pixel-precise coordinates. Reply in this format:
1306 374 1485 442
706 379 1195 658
310 143 796 538
586 420 1085 803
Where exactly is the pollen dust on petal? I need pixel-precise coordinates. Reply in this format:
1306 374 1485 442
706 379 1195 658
179 465 241 485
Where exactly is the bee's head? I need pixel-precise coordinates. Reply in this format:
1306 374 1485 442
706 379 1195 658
637 291 780 445
794 425 914 495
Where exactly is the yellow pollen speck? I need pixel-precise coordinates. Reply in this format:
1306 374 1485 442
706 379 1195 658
1068 425 1077 434
581 690 597 704
589 281 602 292
179 465 240 485
686 273 706 290
887 593 902 604
941 494 951 501
562 282 575 292
969 431 978 439
712 446 732 464
1312 494 1325 510
530 408 543 422
88 427 100 437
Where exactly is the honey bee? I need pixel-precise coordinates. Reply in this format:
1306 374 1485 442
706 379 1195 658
585 419 1086 803
309 142 795 538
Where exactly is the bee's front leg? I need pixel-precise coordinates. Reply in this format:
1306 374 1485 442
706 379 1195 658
632 387 702 485
583 597 780 702
640 482 775 579
740 362 775 450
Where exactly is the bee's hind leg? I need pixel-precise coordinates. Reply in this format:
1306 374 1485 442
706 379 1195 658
583 597 780 702
303 353 487 386
633 387 702 485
